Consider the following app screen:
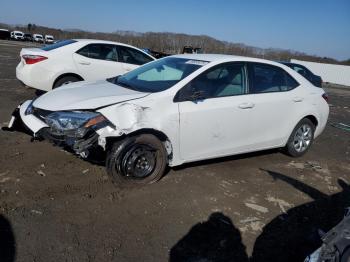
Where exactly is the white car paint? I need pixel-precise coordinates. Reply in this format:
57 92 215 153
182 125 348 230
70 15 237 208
17 54 329 167
16 39 156 91
34 79 150 111
19 100 48 133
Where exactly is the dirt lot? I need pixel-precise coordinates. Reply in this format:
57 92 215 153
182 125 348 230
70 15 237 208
0 40 349 262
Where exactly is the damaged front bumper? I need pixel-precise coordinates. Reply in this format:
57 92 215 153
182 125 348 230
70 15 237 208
305 208 350 262
5 100 48 134
4 100 110 157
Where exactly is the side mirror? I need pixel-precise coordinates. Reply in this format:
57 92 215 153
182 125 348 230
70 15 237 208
189 90 205 102
173 85 205 103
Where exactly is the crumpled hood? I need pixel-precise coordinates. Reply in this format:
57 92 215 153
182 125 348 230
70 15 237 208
33 80 150 111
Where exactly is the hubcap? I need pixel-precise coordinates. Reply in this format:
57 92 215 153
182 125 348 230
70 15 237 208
293 124 312 152
120 144 157 179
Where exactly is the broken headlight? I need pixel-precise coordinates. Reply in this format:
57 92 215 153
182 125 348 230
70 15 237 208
45 111 108 137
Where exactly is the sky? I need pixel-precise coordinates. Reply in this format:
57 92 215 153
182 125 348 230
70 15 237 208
1 0 350 60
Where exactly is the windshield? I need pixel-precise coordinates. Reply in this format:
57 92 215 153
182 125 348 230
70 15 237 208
114 57 208 92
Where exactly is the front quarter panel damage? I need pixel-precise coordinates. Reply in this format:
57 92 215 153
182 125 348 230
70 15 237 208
97 98 180 166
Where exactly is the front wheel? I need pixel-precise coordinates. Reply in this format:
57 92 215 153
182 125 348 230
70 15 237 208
106 134 167 186
285 118 315 157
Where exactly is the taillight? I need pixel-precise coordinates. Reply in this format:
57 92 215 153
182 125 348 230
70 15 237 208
322 93 329 103
22 55 47 65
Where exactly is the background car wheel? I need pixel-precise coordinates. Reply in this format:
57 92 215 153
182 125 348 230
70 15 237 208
106 134 167 186
53 76 80 89
285 118 315 157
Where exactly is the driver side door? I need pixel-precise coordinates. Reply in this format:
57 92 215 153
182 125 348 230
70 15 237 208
176 62 255 162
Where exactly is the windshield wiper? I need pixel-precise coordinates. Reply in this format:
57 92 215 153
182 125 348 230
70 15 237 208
115 78 138 91
117 81 133 89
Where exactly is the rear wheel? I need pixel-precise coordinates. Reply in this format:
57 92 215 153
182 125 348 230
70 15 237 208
53 75 80 89
106 134 167 186
285 118 315 157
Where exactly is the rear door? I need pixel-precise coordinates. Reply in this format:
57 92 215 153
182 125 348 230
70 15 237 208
73 43 125 81
117 46 155 72
244 62 302 148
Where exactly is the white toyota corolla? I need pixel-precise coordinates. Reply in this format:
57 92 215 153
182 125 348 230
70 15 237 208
16 39 155 91
8 54 329 185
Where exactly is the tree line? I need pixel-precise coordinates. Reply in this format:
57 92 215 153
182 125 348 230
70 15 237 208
1 22 349 65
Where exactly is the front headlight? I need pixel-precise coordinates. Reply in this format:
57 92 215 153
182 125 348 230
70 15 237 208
45 111 108 137
25 99 36 115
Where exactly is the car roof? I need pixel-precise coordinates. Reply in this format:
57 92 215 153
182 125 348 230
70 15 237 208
73 39 144 48
72 39 155 57
172 53 286 67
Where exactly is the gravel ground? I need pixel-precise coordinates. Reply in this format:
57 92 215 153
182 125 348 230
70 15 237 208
0 40 349 262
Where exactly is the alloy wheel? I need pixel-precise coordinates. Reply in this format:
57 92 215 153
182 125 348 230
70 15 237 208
293 124 312 153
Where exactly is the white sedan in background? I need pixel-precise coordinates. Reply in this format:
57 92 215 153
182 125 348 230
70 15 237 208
10 54 329 185
16 39 155 91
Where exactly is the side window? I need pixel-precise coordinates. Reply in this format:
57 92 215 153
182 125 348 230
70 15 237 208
77 44 118 62
118 46 153 65
77 45 89 57
178 63 246 100
293 65 308 77
249 63 299 94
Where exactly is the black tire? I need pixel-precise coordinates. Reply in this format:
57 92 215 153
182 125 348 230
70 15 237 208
53 76 80 89
106 134 167 186
285 118 315 157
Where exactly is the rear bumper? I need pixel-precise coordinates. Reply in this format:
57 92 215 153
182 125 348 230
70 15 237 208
314 101 329 139
16 62 55 91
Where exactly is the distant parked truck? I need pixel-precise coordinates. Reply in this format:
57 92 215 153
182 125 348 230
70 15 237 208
33 34 44 43
0 29 11 40
182 46 202 54
23 33 33 42
45 35 54 44
11 31 24 40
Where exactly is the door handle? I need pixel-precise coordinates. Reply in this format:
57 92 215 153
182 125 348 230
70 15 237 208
238 102 255 109
293 97 303 102
79 62 91 65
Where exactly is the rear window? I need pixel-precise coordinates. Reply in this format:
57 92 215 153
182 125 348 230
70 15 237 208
41 39 77 51
249 63 299 93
